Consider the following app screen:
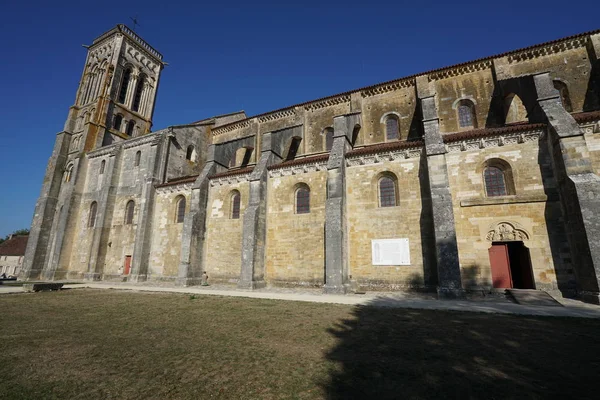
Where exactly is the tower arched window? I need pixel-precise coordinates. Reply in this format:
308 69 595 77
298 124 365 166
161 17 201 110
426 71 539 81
64 163 74 183
88 202 97 228
324 127 334 152
231 191 241 219
113 114 123 131
553 80 573 112
126 120 136 136
134 151 141 167
118 68 132 104
385 115 399 141
132 74 146 112
457 99 477 129
125 200 135 224
175 196 186 223
378 175 397 207
295 185 310 214
483 159 515 197
186 145 196 162
99 160 105 174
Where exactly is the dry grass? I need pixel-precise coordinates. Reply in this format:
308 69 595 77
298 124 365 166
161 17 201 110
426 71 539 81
0 289 598 399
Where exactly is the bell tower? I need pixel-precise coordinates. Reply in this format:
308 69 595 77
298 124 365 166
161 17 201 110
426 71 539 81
21 25 164 281
66 24 164 151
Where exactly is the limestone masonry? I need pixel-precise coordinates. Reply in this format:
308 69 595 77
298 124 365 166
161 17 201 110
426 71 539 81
21 25 600 302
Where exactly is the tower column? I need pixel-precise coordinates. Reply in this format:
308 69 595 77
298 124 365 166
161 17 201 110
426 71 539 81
534 72 600 303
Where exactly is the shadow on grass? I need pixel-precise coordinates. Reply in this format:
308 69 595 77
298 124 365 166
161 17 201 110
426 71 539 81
321 300 600 400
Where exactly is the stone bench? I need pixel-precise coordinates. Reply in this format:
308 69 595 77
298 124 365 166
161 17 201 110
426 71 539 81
22 283 64 292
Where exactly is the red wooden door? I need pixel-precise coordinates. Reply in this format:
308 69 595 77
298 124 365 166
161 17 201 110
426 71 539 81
124 256 132 275
489 244 513 288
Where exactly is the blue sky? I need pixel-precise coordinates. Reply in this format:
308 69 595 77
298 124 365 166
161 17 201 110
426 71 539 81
0 0 598 237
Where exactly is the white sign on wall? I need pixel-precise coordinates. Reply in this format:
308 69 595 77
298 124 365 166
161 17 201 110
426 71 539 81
371 238 410 266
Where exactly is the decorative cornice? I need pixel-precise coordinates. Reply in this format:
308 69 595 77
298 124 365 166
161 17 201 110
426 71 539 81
257 109 296 123
155 181 193 193
303 95 350 111
87 144 119 159
346 147 422 167
361 79 415 97
212 119 252 136
268 159 328 178
428 60 493 81
581 122 600 135
209 172 252 186
123 133 163 149
507 37 587 63
445 129 543 153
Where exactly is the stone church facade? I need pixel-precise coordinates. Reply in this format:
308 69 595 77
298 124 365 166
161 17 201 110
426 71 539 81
22 25 600 302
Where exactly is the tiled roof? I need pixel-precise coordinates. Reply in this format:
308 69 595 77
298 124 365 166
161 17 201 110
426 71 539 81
155 175 199 188
209 167 255 179
267 154 330 170
0 235 28 257
572 110 600 123
346 140 424 158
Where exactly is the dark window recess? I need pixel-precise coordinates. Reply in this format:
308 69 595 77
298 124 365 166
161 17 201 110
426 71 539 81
379 177 396 207
118 68 131 104
296 188 310 214
385 117 399 141
484 167 507 196
231 193 241 219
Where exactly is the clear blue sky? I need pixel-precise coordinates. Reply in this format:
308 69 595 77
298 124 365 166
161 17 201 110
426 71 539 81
0 0 597 237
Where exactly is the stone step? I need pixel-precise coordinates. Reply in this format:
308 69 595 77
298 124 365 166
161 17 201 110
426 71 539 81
505 289 563 307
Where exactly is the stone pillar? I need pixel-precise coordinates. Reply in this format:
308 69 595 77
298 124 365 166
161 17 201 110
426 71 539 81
177 145 218 286
130 138 162 282
534 72 600 303
417 76 463 297
84 149 120 281
323 113 360 294
239 133 281 289
21 132 72 281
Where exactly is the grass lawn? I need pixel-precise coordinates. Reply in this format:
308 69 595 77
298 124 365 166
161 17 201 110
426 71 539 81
0 289 599 399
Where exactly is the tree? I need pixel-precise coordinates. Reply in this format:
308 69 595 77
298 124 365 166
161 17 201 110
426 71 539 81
0 229 30 245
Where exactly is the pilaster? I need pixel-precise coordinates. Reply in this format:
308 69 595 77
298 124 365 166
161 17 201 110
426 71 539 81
534 72 600 303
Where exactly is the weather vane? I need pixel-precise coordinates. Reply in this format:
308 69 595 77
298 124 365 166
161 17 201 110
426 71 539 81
130 15 141 32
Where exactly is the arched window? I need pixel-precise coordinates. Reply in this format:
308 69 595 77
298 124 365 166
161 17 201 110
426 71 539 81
175 196 186 223
324 127 334 152
134 151 141 167
132 74 146 112
385 115 400 141
231 191 241 219
553 80 573 112
88 202 97 228
186 145 196 162
125 200 135 224
113 114 123 131
99 160 105 174
84 112 90 124
378 176 397 207
457 99 477 129
126 121 136 136
482 159 515 197
118 67 132 104
64 163 74 183
295 186 310 214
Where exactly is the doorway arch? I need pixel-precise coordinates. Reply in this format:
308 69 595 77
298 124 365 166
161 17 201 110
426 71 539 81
486 222 535 289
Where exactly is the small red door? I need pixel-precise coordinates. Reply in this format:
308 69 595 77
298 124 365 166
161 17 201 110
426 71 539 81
489 244 512 288
123 255 132 275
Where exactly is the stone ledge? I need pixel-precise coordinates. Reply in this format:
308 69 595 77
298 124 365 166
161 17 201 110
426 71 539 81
460 193 548 207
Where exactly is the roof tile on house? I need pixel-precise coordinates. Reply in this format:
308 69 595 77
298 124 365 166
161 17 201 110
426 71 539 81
0 235 28 257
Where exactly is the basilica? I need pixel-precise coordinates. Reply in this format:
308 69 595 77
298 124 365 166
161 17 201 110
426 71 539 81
22 25 600 302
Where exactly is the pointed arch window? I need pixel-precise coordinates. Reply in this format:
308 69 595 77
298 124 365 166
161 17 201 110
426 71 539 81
125 200 135 224
118 68 132 104
88 202 98 228
457 99 477 129
99 160 106 174
231 191 241 219
324 127 334 152
553 80 573 112
175 196 186 223
126 120 136 136
378 175 397 207
132 74 146 112
385 115 399 141
113 114 123 131
134 151 141 167
295 185 310 214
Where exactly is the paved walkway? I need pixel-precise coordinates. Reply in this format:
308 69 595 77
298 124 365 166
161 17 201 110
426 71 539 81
3 282 599 319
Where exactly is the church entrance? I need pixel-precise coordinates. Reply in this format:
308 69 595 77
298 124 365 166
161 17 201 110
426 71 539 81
123 255 132 275
488 242 535 289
